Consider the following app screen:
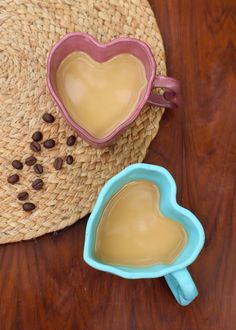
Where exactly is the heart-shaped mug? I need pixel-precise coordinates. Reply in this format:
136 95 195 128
47 33 181 147
84 164 205 306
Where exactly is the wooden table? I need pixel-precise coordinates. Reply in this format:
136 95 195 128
1 1 235 329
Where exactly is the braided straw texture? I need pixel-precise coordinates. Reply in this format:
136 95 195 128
0 0 166 243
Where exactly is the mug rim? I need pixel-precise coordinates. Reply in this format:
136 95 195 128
83 163 205 279
47 32 156 147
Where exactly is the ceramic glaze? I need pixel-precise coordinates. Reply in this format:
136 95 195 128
47 33 181 147
84 164 205 306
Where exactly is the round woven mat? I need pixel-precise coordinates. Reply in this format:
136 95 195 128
0 0 166 244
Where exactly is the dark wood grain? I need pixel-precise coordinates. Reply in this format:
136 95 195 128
0 1 235 329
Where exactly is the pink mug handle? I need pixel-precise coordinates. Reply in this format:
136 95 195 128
148 75 181 109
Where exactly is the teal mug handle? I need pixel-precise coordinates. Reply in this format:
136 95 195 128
164 268 198 306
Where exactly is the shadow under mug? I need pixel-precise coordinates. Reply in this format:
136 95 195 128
47 33 181 147
83 164 205 306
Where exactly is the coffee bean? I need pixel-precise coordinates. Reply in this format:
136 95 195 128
7 174 19 184
30 141 41 152
23 202 36 212
67 135 76 146
43 139 55 149
12 160 23 170
33 164 43 174
25 156 37 166
17 191 29 201
32 131 43 142
42 113 55 123
66 155 74 165
54 157 63 170
32 178 44 190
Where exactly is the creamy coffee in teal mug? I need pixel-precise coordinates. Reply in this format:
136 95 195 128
83 164 205 306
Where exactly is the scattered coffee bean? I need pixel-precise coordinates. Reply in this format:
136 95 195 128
43 139 55 149
7 174 20 184
33 163 43 174
66 155 74 165
12 160 23 170
32 178 44 190
25 156 37 166
42 113 55 123
32 131 43 142
30 141 41 152
54 157 63 170
67 135 76 146
17 191 29 201
23 202 36 212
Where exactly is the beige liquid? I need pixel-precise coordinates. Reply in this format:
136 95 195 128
56 52 147 138
95 180 187 267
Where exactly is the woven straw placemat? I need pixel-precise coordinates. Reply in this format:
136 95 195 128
0 0 166 244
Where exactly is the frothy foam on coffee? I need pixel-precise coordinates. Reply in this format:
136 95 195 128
56 52 147 138
95 180 187 267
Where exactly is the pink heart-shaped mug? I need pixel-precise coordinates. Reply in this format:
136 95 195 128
47 33 181 147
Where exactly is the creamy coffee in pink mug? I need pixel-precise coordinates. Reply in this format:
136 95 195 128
47 33 181 147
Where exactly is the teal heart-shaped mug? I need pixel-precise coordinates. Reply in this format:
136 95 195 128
83 164 205 306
